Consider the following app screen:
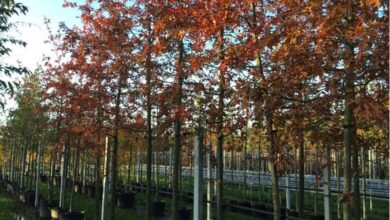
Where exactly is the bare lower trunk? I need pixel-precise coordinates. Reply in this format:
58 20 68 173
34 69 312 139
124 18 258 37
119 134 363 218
20 143 27 190
95 156 101 220
298 131 304 217
70 147 80 212
266 113 280 220
173 39 184 220
35 144 43 207
109 84 122 220
48 152 55 203
352 144 360 220
145 39 153 220
59 144 69 209
127 148 132 185
216 27 225 220
342 77 353 220
361 147 367 220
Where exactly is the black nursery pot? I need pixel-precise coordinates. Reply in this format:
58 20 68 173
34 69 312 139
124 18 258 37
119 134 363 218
24 190 35 206
179 207 191 220
59 211 85 220
307 214 325 220
49 200 59 208
132 182 143 192
117 192 135 208
151 201 165 217
82 184 87 195
287 210 299 217
6 183 15 195
184 192 193 203
228 200 238 212
74 182 82 194
54 176 61 186
40 174 48 183
87 185 95 198
39 200 51 219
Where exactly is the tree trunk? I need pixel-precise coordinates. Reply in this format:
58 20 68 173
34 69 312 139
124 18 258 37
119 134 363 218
10 141 15 182
109 82 122 220
95 156 101 220
70 145 80 212
216 27 225 220
361 147 367 220
323 146 332 220
336 151 341 219
48 151 55 203
101 137 110 220
298 131 304 217
315 144 319 215
343 1 356 218
266 113 281 220
193 128 204 220
59 144 69 209
172 39 184 220
35 143 43 207
145 38 153 220
20 142 27 190
207 144 213 220
127 148 132 185
352 142 360 220
343 44 355 220
95 95 103 220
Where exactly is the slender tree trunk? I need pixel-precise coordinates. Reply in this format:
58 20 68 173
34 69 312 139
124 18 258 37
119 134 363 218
342 96 353 220
298 130 304 217
155 116 160 200
343 2 356 219
59 144 69 209
95 97 103 220
48 151 55 203
361 147 367 220
95 156 101 220
253 20 280 218
343 48 355 220
145 38 153 220
207 143 213 220
336 151 341 219
352 142 360 220
127 148 132 185
193 128 204 220
216 27 225 220
109 82 122 220
315 144 319 215
32 142 39 190
10 141 15 182
266 113 281 220
243 133 248 195
50 110 62 202
20 142 27 190
29 145 36 190
101 137 110 220
35 143 43 207
70 145 80 212
323 146 332 220
258 129 262 202
172 39 184 220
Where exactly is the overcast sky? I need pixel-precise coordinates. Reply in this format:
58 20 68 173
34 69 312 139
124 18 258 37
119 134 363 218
1 0 83 123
